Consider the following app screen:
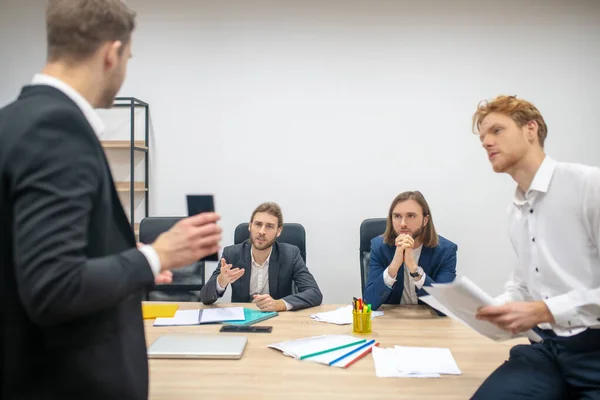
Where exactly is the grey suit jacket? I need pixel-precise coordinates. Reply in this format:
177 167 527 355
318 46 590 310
200 241 323 310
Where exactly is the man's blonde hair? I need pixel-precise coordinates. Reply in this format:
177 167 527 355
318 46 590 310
472 95 548 148
250 202 284 228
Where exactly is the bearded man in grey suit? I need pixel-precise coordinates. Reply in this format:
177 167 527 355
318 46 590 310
201 202 322 311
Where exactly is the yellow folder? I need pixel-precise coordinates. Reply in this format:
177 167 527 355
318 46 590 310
142 303 179 319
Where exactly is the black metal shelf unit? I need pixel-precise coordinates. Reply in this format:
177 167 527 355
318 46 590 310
113 97 149 235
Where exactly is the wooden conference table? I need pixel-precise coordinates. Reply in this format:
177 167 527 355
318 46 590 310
144 302 527 400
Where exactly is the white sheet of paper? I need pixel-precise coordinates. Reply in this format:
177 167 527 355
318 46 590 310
419 295 462 321
394 346 462 375
372 347 440 378
153 309 200 326
199 307 245 323
309 305 384 325
423 276 542 342
419 294 480 333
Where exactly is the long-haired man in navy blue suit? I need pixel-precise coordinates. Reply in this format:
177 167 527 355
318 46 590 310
364 191 457 311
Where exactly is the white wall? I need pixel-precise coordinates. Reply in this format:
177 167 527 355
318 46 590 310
1 0 599 303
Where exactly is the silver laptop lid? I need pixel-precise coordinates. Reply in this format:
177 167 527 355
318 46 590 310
147 334 248 360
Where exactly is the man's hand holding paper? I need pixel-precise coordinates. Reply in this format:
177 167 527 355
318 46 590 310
476 301 555 335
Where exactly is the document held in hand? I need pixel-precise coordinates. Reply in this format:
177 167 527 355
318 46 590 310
420 276 542 342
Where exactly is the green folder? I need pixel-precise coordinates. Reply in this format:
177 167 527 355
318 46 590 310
222 308 278 326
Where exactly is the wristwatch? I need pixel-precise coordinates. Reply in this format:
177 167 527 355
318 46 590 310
410 266 424 279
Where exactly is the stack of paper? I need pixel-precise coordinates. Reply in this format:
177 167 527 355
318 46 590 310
372 346 461 378
268 335 378 368
420 276 542 342
310 305 384 325
372 347 438 378
153 307 245 326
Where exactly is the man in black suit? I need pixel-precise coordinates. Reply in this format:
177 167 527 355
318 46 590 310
0 1 222 399
200 202 323 311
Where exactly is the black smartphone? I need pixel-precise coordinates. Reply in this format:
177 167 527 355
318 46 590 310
186 194 218 262
219 325 273 333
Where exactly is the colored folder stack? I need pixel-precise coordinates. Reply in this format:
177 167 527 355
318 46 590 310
268 334 378 368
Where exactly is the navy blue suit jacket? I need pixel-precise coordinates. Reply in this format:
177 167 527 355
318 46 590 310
364 235 457 311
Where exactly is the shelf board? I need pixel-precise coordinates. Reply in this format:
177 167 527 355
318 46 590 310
101 140 148 151
115 182 147 192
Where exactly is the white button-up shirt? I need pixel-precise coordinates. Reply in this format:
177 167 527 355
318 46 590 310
496 156 600 336
248 248 273 296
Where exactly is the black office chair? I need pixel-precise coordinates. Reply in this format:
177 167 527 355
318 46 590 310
139 217 205 301
234 222 306 263
359 218 387 296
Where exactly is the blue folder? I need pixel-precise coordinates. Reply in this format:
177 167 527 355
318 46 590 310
222 308 278 326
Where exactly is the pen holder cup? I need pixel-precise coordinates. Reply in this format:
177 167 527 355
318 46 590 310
352 310 372 334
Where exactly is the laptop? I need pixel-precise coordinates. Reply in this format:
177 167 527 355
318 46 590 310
147 334 248 360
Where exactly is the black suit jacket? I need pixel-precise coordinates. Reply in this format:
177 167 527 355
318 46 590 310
0 85 155 399
200 241 323 310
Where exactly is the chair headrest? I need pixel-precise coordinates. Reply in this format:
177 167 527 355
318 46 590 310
359 218 387 252
139 217 183 244
234 222 307 262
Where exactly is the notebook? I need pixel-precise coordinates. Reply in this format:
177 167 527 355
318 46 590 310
147 334 248 359
223 308 278 326
153 307 245 326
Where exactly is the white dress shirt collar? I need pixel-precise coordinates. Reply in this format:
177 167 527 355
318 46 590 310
31 73 105 136
513 156 558 205
251 246 273 268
